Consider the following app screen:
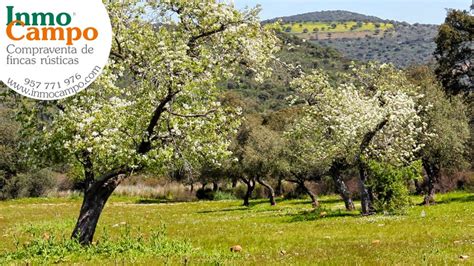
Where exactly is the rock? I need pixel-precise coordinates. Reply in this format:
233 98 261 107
43 233 50 240
459 255 469 260
372 240 381 244
319 211 328 217
230 245 242 252
421 210 426 218
280 250 287 256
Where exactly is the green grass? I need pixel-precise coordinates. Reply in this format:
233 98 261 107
0 192 473 265
278 21 394 34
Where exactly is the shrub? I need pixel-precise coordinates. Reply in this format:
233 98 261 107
0 169 55 200
196 188 215 200
367 160 423 214
213 191 237 201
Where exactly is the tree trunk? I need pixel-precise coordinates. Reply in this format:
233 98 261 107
257 177 276 206
329 161 355 211
413 179 423 195
358 162 374 215
300 181 319 208
422 160 440 205
242 178 255 207
212 181 219 192
71 174 125 245
332 175 355 211
275 177 284 196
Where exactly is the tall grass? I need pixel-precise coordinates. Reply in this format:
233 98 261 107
114 183 196 202
0 223 238 264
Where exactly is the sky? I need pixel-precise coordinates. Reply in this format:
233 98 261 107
233 0 472 24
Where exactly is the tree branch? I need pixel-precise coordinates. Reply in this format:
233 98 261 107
169 109 216 118
356 118 389 163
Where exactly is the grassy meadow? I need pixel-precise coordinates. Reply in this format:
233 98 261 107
0 192 473 265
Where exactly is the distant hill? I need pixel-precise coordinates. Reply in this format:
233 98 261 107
266 10 387 23
224 33 350 111
265 11 439 68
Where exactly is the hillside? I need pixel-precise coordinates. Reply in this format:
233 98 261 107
266 11 439 68
266 10 388 23
224 33 350 111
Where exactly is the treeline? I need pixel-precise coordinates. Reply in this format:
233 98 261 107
265 10 387 24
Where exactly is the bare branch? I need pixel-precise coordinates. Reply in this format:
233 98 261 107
169 109 217 118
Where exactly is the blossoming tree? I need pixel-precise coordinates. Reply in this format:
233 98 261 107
287 63 426 214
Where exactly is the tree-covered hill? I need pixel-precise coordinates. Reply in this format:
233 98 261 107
265 11 439 68
224 33 351 111
266 10 388 23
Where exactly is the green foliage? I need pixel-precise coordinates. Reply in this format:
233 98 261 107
407 66 470 171
0 107 21 177
213 191 237 201
0 224 196 264
224 33 345 112
367 160 423 213
434 9 474 95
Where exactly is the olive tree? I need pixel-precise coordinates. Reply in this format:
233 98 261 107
9 0 277 245
241 123 286 206
408 66 470 205
434 9 473 95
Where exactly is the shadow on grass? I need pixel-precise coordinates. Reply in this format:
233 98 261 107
135 198 192 204
197 207 249 214
286 198 344 205
136 199 167 204
287 209 359 223
436 193 474 205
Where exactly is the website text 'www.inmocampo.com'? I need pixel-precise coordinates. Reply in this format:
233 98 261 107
5 65 101 99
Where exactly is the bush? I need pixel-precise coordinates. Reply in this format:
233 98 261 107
0 169 55 200
284 184 307 200
213 191 237 201
196 188 215 200
367 160 423 214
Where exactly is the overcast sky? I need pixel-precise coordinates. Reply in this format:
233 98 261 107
233 0 472 24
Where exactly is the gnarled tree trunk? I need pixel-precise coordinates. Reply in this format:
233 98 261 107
257 177 276 206
329 161 355 211
356 119 388 215
358 162 375 215
332 175 355 211
275 177 284 196
300 181 319 208
71 174 125 245
422 159 440 205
